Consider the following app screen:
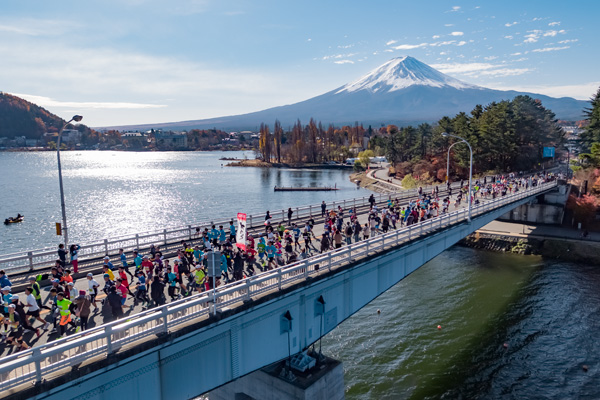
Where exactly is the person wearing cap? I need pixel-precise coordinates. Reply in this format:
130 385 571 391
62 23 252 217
66 282 78 300
44 279 64 307
25 286 49 329
73 290 91 332
2 286 13 314
4 303 30 350
102 273 115 296
134 270 149 305
103 255 115 270
0 270 11 288
86 273 100 311
28 276 43 309
56 292 76 338
11 295 40 336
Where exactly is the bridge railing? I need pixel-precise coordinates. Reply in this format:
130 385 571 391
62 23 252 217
0 181 556 393
0 185 444 274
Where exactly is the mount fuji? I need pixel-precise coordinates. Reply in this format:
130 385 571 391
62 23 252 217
106 56 586 131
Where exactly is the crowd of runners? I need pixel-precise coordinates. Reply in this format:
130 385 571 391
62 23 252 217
0 172 558 352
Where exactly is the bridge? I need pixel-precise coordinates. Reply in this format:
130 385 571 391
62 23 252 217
0 181 557 400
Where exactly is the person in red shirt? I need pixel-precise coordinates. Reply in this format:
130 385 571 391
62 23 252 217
141 256 154 281
115 278 129 311
118 266 134 297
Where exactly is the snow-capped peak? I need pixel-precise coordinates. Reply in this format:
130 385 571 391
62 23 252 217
336 56 480 94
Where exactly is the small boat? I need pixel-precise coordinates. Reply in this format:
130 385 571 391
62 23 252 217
4 215 24 225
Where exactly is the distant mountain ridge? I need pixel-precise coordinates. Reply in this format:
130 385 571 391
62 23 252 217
102 56 587 131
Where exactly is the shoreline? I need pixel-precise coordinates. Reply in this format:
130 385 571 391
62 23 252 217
459 226 600 264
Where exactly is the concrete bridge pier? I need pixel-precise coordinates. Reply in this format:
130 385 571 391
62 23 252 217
209 353 345 400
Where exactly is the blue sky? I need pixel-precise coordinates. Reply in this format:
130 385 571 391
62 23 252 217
1 0 598 126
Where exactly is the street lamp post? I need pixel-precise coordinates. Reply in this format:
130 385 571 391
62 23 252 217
446 141 463 183
56 115 83 249
442 132 473 222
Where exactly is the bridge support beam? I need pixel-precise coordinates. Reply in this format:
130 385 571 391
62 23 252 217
209 354 345 400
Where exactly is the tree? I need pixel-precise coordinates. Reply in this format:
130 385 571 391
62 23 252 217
401 174 418 189
259 123 272 162
581 87 600 149
358 150 374 168
274 120 282 163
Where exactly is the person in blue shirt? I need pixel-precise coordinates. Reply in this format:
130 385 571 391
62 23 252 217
218 225 227 248
292 224 301 251
133 251 143 271
229 221 236 243
2 286 13 313
220 253 229 282
193 246 203 264
210 225 219 248
134 270 149 305
166 267 179 301
265 241 276 270
0 270 11 288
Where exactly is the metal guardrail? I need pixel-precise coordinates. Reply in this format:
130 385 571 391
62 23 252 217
0 185 456 274
0 181 556 393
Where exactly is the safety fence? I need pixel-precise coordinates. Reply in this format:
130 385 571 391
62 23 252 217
0 180 556 393
0 183 462 274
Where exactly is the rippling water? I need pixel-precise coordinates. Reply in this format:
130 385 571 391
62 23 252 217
321 247 600 399
0 150 366 254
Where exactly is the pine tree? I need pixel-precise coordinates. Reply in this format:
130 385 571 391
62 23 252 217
582 87 600 150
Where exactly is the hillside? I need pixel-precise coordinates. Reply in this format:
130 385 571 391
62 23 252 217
0 92 66 139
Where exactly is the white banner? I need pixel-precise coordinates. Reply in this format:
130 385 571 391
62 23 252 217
236 213 247 250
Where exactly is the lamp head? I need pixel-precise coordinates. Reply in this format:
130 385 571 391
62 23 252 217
441 132 448 137
72 115 83 122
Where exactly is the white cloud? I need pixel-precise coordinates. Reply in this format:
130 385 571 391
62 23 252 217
532 46 570 52
392 42 429 50
447 6 461 12
445 24 454 27
383 49 394 53
431 40 456 47
524 30 542 43
456 41 467 46
511 52 522 56
432 35 441 39
484 56 498 61
548 22 560 26
490 82 600 100
450 31 464 36
431 62 532 78
307 38 312 42
504 35 514 40
12 94 167 110
386 40 397 45
558 39 578 44
505 22 518 27
334 60 354 64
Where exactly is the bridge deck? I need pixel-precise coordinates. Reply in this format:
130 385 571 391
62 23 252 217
0 181 557 399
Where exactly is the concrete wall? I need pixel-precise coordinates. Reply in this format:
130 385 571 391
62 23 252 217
28 195 536 400
500 203 564 224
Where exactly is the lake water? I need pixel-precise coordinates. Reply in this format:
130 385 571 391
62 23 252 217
0 150 366 254
2 151 597 399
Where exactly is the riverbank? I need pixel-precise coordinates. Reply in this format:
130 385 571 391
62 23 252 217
349 171 401 194
460 220 600 264
226 159 352 169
